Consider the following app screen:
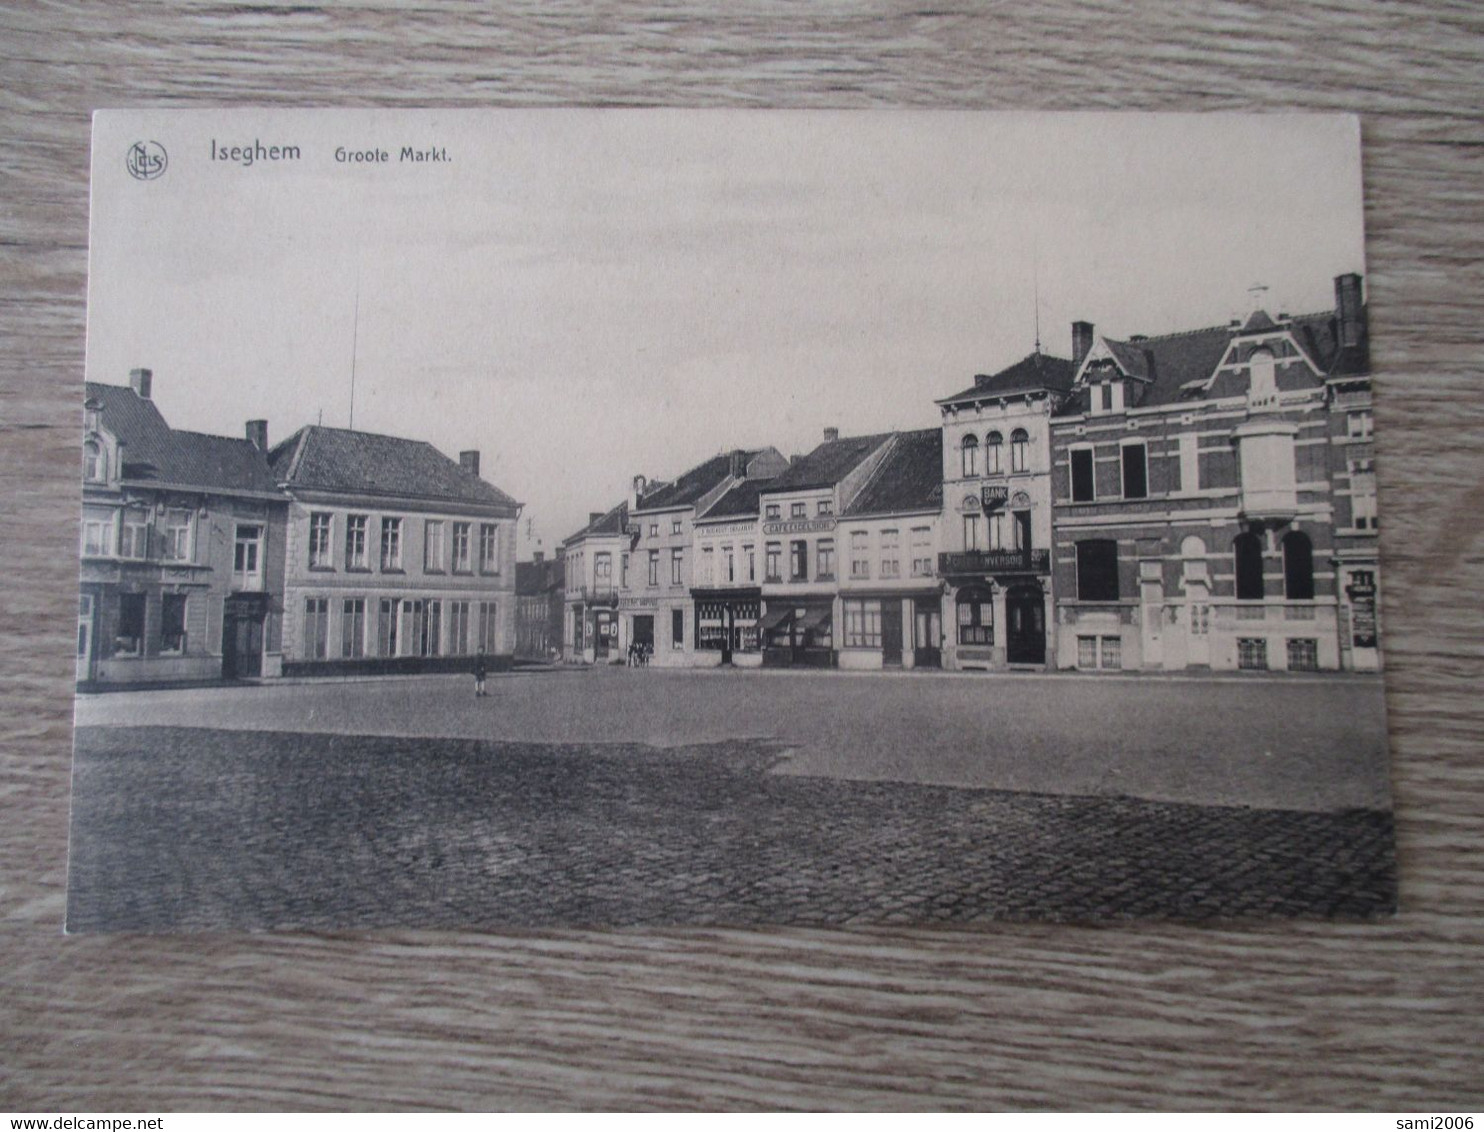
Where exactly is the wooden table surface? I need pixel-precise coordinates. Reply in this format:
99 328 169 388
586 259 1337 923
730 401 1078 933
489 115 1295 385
3 0 1482 1111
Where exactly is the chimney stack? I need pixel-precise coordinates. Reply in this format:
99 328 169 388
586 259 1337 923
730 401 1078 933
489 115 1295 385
1335 273 1366 350
246 419 268 451
459 449 481 477
729 449 747 478
630 474 647 509
1072 322 1094 369
129 368 153 400
823 427 839 443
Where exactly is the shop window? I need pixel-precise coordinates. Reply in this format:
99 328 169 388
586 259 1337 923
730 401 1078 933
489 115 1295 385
160 593 187 655
115 593 145 656
844 599 882 648
961 434 979 478
1011 428 1029 473
304 597 329 660
380 517 402 571
1234 532 1265 600
1070 449 1095 502
956 590 992 646
1237 637 1268 670
342 598 366 658
309 512 333 568
1287 638 1319 671
985 431 1002 474
1075 540 1119 602
345 515 369 569
1121 443 1148 499
1283 531 1314 600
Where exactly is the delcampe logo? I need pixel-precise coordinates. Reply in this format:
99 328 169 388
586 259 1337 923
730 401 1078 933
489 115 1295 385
126 140 167 181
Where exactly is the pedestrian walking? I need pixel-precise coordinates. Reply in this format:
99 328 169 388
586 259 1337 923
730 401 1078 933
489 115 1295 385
473 648 488 698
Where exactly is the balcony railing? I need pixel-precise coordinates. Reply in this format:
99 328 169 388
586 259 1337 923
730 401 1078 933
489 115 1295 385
938 548 1050 576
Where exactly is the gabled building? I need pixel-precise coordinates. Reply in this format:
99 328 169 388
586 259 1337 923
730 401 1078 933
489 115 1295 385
935 349 1077 670
268 427 522 675
561 503 627 663
756 429 896 667
836 427 945 669
1048 273 1379 672
79 368 288 687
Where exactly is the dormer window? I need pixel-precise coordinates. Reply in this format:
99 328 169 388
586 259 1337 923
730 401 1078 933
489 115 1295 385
1100 384 1113 412
83 440 104 482
1248 347 1277 406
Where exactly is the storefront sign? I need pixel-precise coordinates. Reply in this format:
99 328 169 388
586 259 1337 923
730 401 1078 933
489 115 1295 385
980 484 1009 509
618 596 660 609
762 518 835 536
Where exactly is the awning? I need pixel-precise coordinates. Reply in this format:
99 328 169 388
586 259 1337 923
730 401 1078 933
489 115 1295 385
757 606 794 632
796 607 832 632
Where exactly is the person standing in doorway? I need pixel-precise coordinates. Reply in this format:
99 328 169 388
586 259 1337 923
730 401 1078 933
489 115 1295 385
473 647 488 698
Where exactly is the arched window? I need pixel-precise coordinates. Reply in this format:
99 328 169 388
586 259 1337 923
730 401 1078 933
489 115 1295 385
83 440 103 482
984 431 1003 474
956 587 993 646
1234 532 1265 600
1283 530 1314 600
961 434 979 478
1248 347 1277 403
1180 535 1207 559
1011 428 1030 472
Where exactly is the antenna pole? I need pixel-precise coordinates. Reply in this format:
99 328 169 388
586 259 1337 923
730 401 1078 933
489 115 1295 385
1033 252 1042 354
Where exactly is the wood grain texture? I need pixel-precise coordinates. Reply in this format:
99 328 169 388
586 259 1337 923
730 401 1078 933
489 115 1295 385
3 0 1483 1111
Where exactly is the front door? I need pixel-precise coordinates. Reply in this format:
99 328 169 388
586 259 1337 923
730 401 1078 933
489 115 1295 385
913 600 942 668
1005 585 1045 665
223 612 264 679
633 614 654 658
881 600 903 666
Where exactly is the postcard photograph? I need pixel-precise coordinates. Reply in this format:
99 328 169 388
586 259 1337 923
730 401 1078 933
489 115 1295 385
68 109 1394 932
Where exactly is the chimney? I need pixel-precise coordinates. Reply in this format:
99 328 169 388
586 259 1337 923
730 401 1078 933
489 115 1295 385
1335 272 1366 350
823 427 839 443
1072 322 1094 369
245 419 268 451
729 449 747 478
533 550 545 563
630 474 647 508
459 449 480 477
129 368 152 399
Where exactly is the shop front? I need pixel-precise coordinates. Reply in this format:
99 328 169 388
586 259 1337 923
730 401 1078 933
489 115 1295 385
760 597 835 668
836 587 944 670
939 548 1052 671
693 588 762 666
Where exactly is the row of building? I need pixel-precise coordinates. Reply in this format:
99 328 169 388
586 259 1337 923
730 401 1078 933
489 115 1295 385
78 369 522 688
558 273 1381 674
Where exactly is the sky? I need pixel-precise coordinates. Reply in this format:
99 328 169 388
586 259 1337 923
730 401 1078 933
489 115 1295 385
86 110 1365 554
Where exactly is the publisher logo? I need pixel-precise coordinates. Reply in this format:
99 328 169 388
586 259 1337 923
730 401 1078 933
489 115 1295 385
126 141 167 181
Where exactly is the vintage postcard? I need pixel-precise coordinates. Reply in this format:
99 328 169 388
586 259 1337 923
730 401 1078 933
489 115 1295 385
69 110 1393 931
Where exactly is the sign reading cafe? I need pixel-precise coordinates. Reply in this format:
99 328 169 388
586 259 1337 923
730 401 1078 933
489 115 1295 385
762 517 836 536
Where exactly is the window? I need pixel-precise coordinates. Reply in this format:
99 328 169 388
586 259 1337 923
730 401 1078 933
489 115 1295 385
377 598 399 656
844 599 882 648
448 600 470 655
1234 532 1265 601
985 431 1002 475
816 539 835 580
1077 635 1122 669
345 515 368 569
1283 531 1314 600
963 513 982 552
880 528 900 579
744 545 755 582
791 502 806 519
1349 459 1378 531
403 599 441 657
1348 410 1374 439
1011 428 1029 473
448 525 471 575
380 517 402 571
850 530 870 578
594 552 612 586
234 524 264 588
722 545 736 583
1121 443 1148 499
82 517 112 557
160 593 187 655
83 441 105 482
671 547 683 585
647 550 659 586
1075 540 1119 602
1100 384 1113 412
911 527 932 576
424 520 445 572
987 511 1006 551
700 546 714 585
342 598 366 658
1288 638 1319 671
304 597 329 659
765 503 780 521
479 523 500 573
961 434 979 478
1070 449 1095 502
309 513 333 568
765 542 781 581
477 601 498 653
1238 638 1269 670
672 608 684 647
120 516 149 560
648 522 659 538
115 593 145 656
790 540 807 581
956 590 992 646
818 499 833 516
1012 509 1031 552
671 517 682 535
163 510 194 562
620 553 629 588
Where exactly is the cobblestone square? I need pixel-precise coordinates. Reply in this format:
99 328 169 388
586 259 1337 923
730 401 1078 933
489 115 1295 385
67 668 1395 931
